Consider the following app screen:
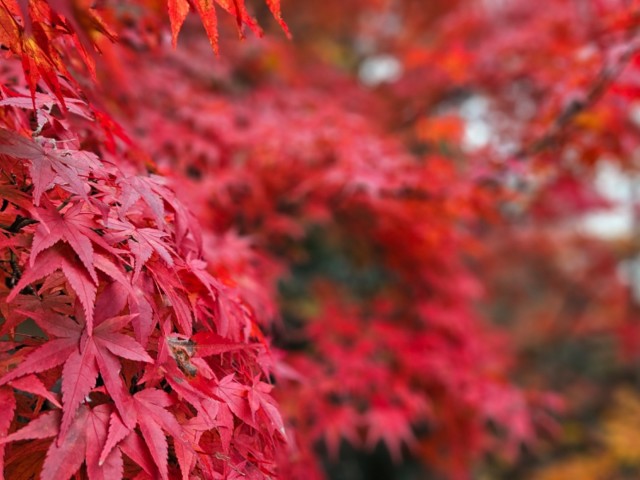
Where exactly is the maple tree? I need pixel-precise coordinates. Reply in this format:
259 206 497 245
1 0 640 479
0 2 289 479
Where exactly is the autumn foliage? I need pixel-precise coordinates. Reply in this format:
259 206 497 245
1 0 640 479
0 2 289 479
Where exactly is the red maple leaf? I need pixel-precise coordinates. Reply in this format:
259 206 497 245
0 304 151 443
31 198 99 284
0 405 123 480
0 129 101 205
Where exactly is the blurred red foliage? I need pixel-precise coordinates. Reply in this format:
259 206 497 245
1 0 640 479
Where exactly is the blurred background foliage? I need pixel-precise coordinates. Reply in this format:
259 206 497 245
7 0 640 477
143 0 640 477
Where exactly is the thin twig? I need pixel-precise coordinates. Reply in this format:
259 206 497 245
516 36 640 160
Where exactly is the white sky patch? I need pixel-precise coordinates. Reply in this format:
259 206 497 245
460 95 491 150
358 54 403 86
581 161 635 238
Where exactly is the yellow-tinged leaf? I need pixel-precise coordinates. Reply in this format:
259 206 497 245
167 0 190 48
266 0 290 37
603 389 640 463
193 0 219 53
532 455 613 480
